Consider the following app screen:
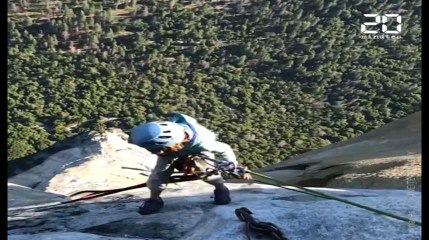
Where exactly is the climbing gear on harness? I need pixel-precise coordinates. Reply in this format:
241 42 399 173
217 161 238 172
214 186 231 205
194 154 246 180
138 198 165 215
175 155 198 173
235 207 288 240
196 154 422 227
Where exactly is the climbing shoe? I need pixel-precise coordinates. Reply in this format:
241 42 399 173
138 198 164 215
214 187 231 205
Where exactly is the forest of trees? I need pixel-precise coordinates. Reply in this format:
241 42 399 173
8 0 421 169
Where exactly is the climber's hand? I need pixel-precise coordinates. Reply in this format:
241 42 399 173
242 172 253 180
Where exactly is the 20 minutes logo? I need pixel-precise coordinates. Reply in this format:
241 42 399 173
360 14 402 39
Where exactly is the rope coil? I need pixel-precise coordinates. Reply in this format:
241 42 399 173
235 207 288 240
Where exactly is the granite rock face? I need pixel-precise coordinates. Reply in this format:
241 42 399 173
9 129 157 196
8 182 421 240
258 112 421 190
7 114 422 239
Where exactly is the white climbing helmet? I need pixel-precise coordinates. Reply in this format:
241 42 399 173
129 121 186 149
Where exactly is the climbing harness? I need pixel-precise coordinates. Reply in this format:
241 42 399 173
235 207 288 240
